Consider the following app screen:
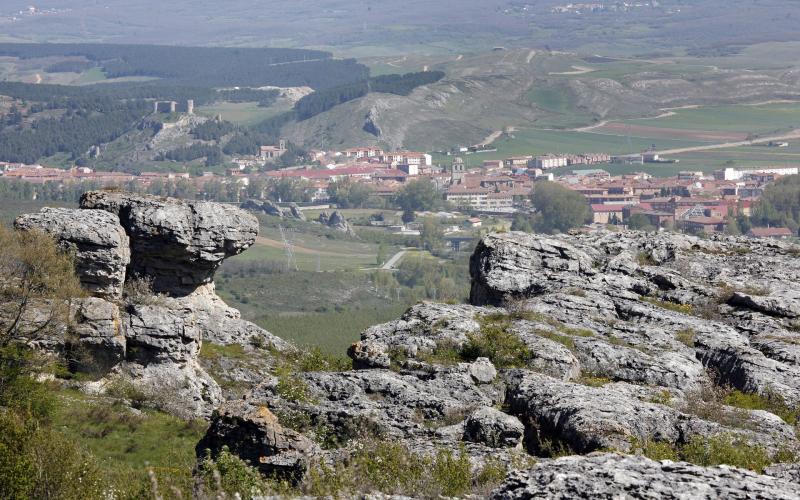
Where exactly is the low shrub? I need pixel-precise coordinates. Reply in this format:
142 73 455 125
724 390 799 425
461 320 531 368
632 433 774 472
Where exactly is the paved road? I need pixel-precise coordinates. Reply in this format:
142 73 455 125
381 250 408 270
650 129 800 156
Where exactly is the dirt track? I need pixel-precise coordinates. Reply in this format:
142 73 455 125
649 129 800 156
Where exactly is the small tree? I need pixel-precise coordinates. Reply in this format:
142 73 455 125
0 226 84 348
396 179 442 213
628 213 656 232
530 181 590 234
420 217 445 253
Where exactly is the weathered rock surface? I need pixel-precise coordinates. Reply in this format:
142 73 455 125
463 406 524 448
197 399 319 480
15 207 130 299
68 297 126 373
81 191 258 295
14 192 282 418
490 453 800 499
318 210 356 236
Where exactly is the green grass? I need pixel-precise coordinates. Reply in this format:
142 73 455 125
196 101 293 127
619 103 800 134
255 304 409 354
74 67 107 84
51 388 206 496
724 390 799 425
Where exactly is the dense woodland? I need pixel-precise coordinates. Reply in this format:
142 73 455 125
294 71 445 120
0 46 447 166
0 100 151 164
0 44 367 90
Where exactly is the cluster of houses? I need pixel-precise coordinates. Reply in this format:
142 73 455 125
2 152 798 239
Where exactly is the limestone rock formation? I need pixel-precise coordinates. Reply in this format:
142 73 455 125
15 192 286 418
68 297 126 373
463 406 524 448
15 207 130 299
207 229 800 495
288 203 307 221
197 399 319 480
318 210 356 236
490 453 800 499
81 190 258 295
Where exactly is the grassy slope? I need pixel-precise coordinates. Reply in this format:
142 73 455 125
51 388 206 495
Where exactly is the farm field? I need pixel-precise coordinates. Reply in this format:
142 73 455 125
195 100 293 127
439 128 708 168
617 103 800 135
229 221 394 272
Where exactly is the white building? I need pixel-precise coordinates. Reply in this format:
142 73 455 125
715 166 799 181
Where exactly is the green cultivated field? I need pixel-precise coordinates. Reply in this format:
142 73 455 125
620 103 800 134
196 100 293 127
439 128 707 168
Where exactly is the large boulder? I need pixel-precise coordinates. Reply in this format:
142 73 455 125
15 207 130 299
81 191 258 295
197 400 319 480
463 406 524 448
490 453 800 499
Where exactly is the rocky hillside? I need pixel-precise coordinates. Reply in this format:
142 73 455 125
12 193 800 496
203 228 800 496
285 49 800 150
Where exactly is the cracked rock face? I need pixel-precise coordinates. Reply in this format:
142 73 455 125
490 453 800 499
208 229 800 494
196 400 319 480
15 207 130 299
15 192 283 419
81 191 258 295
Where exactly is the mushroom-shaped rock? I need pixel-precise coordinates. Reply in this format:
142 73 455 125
80 191 258 295
197 400 318 481
15 207 130 299
463 406 524 448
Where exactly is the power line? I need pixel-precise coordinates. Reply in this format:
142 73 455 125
278 225 298 271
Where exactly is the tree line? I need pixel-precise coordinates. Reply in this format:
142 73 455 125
0 43 368 90
0 100 151 164
294 71 445 120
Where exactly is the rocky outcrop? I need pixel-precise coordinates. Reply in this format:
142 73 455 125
490 453 800 499
15 191 286 418
188 228 800 495
463 406 524 448
197 399 318 480
81 191 258 295
15 207 130 299
68 297 126 373
241 199 307 221
288 203 306 221
318 210 356 236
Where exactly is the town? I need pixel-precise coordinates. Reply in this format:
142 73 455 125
2 143 797 239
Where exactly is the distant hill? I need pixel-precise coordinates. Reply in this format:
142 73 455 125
283 49 800 151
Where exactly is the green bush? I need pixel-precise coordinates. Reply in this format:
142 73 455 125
461 320 531 368
0 411 104 500
633 434 774 473
724 390 799 425
197 448 277 499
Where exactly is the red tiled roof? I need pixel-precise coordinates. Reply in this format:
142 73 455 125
749 227 793 237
